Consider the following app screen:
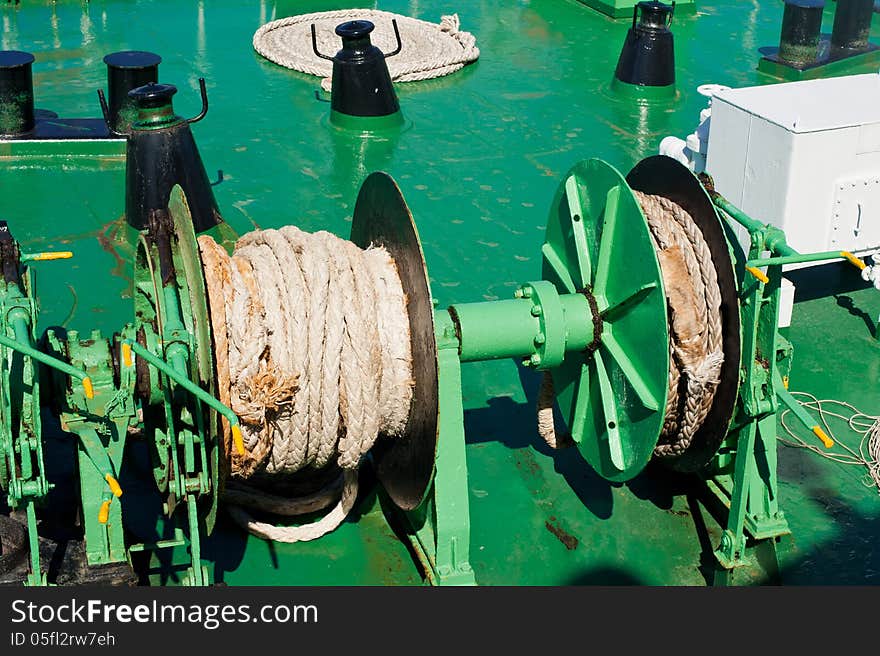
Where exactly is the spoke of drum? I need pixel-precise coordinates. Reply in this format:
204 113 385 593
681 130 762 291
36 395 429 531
592 185 620 299
601 282 657 323
541 242 577 294
564 175 592 289
594 349 624 471
570 361 590 443
600 336 660 412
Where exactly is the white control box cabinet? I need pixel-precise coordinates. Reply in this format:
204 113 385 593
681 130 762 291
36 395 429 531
706 74 880 258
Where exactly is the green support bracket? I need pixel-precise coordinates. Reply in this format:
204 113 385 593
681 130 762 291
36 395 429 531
44 330 136 567
702 191 866 583
0 229 56 586
399 309 475 586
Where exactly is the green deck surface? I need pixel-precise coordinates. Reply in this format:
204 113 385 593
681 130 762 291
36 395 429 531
2 0 879 585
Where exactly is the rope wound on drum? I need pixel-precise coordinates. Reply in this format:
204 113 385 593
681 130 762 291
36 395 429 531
634 191 724 458
198 227 414 543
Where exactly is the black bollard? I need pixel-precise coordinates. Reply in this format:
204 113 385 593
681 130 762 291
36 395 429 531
312 20 403 120
778 0 825 65
831 0 874 54
103 51 162 133
0 51 35 136
124 82 221 233
613 1 676 90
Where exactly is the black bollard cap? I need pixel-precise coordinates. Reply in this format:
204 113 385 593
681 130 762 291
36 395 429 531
103 50 162 69
336 20 374 39
637 0 674 28
0 51 35 68
129 83 177 107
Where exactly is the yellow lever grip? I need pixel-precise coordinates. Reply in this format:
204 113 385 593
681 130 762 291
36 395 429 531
27 251 73 261
231 424 246 457
813 425 834 449
98 499 111 524
745 266 770 284
82 377 94 399
105 474 123 498
121 342 133 368
840 251 866 271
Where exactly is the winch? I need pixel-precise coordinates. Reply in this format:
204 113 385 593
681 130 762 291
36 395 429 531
0 118 862 584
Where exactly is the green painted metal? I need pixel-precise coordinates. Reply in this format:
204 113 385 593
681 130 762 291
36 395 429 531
125 340 240 436
45 331 135 566
542 159 668 482
452 288 593 367
405 308 475 585
747 251 856 268
700 194 863 581
0 239 49 585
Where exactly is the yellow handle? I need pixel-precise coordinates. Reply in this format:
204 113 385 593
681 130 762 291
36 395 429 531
121 342 133 368
26 251 73 262
840 251 866 271
82 377 94 399
812 425 834 449
98 499 111 524
231 424 246 457
745 266 770 284
105 474 123 498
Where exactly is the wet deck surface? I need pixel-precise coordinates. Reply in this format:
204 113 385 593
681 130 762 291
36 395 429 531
2 0 879 585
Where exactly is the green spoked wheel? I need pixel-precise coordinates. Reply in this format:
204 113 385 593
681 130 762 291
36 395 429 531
542 159 669 482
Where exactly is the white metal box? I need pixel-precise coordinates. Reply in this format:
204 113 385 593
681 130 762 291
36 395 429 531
705 73 880 258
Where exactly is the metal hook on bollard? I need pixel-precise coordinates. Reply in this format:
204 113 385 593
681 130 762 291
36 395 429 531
186 78 209 124
384 19 403 58
311 24 334 61
96 89 119 135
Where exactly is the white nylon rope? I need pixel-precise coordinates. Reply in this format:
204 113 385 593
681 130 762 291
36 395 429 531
253 10 479 92
198 227 414 542
780 392 880 494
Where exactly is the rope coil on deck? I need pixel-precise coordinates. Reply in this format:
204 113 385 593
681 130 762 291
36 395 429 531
198 228 414 542
253 10 479 92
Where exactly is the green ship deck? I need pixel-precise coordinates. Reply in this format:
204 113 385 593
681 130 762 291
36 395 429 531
2 0 879 585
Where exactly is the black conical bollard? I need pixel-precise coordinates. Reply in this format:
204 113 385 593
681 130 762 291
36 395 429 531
0 51 35 136
103 51 161 133
778 0 825 65
831 0 874 55
613 1 676 94
312 19 404 127
124 82 221 233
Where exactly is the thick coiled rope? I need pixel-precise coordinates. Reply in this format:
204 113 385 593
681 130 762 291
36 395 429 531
635 191 724 458
538 193 724 458
198 227 414 542
253 11 480 92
